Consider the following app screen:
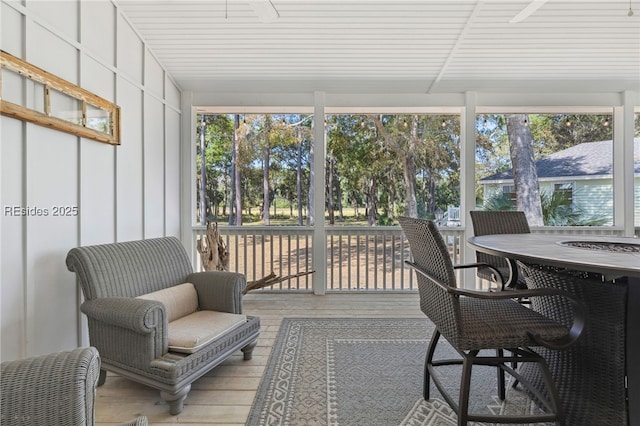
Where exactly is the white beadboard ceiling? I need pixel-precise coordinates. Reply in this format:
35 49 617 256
115 0 640 94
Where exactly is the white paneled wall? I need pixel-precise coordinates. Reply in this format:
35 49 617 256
0 0 182 361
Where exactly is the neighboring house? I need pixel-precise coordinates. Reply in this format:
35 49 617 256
479 138 640 226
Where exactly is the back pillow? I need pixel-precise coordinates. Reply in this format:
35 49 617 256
137 283 199 322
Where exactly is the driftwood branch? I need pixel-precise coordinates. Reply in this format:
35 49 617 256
197 221 314 294
244 270 315 294
196 222 229 271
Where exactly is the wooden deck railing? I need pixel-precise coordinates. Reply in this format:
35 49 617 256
191 225 630 292
192 226 315 291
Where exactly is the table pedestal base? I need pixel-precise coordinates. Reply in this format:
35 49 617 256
519 265 628 425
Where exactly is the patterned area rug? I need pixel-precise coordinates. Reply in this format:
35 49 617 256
246 318 550 426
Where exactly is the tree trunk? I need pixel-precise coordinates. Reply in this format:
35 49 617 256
297 139 304 225
262 118 271 225
506 114 544 226
372 115 418 218
368 176 377 225
234 115 242 225
307 120 315 226
263 144 270 225
199 115 207 225
229 115 238 225
328 154 335 225
337 182 344 221
353 195 359 219
403 117 419 218
428 176 436 215
222 175 228 217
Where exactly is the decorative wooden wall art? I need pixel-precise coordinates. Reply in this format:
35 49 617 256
0 50 121 145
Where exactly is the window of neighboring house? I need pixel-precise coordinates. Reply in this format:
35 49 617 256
501 185 517 206
553 182 575 206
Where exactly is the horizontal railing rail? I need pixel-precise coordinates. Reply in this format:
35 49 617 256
191 225 633 292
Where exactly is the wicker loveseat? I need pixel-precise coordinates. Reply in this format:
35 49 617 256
1 347 148 425
65 236 260 415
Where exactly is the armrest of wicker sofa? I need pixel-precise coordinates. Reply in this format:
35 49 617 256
81 297 168 332
1 347 100 425
187 271 246 314
81 298 169 363
0 347 148 426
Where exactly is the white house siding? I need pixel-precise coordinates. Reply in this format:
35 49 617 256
482 177 615 225
567 178 613 225
481 185 502 203
0 0 182 361
636 177 640 227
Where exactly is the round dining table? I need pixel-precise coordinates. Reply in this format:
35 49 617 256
468 233 640 426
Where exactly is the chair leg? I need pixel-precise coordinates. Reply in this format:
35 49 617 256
458 350 477 426
536 358 565 426
241 340 257 360
496 349 506 400
161 384 191 415
97 368 107 386
424 329 441 400
509 349 519 389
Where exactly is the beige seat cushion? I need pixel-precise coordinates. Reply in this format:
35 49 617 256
137 283 199 322
168 311 248 354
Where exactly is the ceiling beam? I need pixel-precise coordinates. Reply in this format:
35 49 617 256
427 1 484 94
509 0 551 23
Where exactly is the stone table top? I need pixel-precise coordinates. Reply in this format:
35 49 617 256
468 233 640 279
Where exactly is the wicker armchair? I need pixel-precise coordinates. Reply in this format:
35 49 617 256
65 237 260 415
469 210 531 289
1 347 148 426
398 217 586 425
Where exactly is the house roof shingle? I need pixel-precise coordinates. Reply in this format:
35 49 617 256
480 138 640 182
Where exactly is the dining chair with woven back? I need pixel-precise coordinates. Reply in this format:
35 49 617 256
398 217 586 425
469 210 531 290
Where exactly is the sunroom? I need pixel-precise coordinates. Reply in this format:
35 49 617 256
1 0 639 425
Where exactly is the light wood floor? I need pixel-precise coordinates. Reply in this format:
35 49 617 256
95 292 423 425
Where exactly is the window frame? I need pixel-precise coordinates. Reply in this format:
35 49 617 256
553 182 576 207
0 50 121 145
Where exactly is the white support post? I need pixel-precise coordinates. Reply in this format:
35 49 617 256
614 92 636 236
180 91 197 257
621 91 636 237
312 91 327 294
461 91 478 289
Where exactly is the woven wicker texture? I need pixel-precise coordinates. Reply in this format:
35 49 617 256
470 210 531 287
0 347 148 426
65 237 260 415
398 217 584 424
66 237 193 300
399 217 569 351
518 262 628 425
